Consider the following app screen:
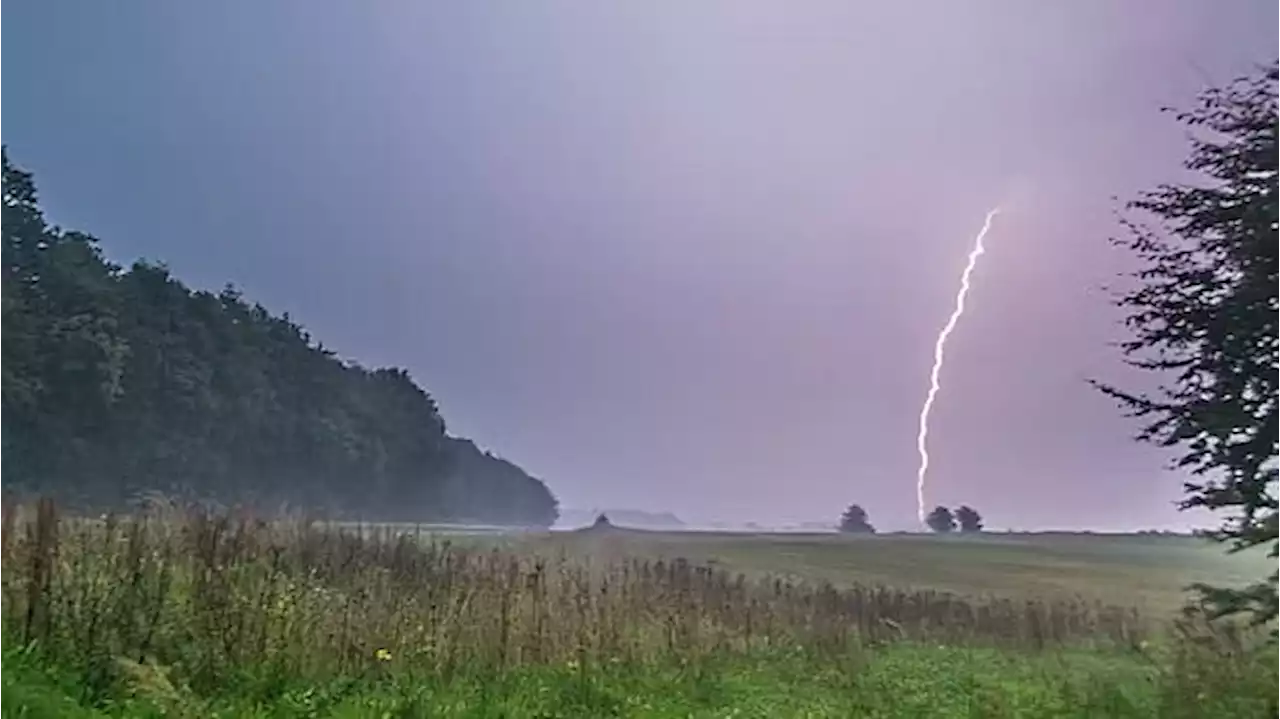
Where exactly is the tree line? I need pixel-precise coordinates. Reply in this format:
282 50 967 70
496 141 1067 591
1 150 559 526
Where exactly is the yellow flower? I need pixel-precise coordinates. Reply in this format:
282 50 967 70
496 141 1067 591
374 648 392 662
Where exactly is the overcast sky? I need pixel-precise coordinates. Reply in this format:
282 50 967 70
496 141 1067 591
4 1 1275 529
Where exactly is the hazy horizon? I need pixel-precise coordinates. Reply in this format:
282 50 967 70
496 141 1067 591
4 1 1276 531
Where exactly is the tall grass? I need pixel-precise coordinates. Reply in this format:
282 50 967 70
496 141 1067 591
1 498 1274 717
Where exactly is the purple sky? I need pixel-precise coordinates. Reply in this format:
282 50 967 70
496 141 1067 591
4 1 1275 530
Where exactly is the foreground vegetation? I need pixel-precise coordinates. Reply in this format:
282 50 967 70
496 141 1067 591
3 501 1275 718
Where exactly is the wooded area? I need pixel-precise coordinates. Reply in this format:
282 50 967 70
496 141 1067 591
1 150 559 526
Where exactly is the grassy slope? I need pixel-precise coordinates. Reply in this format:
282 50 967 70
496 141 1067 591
523 530 1272 614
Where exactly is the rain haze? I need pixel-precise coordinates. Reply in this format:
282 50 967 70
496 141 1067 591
3 1 1275 531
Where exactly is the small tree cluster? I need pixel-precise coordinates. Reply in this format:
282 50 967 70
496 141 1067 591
926 505 984 534
835 503 983 534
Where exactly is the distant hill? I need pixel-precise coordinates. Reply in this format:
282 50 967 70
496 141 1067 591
557 508 685 530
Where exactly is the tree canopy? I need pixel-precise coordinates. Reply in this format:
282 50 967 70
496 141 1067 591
1 150 559 527
954 506 983 533
1093 64 1277 622
925 506 955 534
838 503 876 534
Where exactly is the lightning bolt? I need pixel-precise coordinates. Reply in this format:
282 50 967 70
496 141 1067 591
915 207 1002 525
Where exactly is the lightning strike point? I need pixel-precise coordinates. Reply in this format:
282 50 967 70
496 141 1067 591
914 207 1002 525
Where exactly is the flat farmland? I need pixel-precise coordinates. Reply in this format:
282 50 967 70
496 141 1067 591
517 529 1271 616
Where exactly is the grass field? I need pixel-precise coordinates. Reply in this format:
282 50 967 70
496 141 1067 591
522 528 1274 615
2 502 1275 718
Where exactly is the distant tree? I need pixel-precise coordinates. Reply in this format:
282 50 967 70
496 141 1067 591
838 503 876 534
925 506 956 534
954 505 983 533
1091 64 1277 624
